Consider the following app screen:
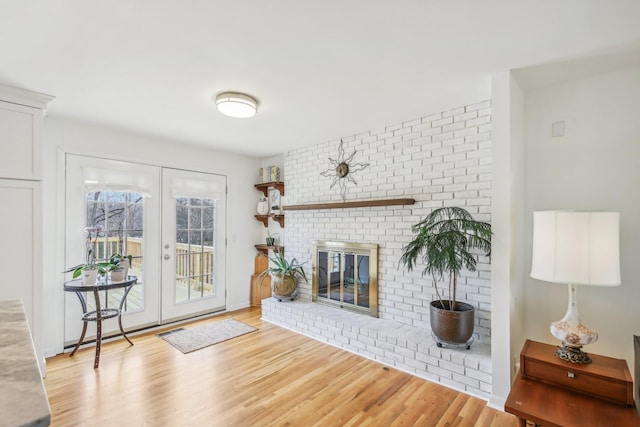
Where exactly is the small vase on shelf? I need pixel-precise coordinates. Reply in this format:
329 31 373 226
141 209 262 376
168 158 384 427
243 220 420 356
257 197 269 215
266 231 278 247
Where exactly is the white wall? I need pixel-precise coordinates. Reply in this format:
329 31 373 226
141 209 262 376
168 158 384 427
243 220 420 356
521 64 640 373
41 117 263 356
489 71 526 408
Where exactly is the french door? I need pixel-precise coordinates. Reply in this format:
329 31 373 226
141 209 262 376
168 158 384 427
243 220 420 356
160 168 226 322
64 156 227 344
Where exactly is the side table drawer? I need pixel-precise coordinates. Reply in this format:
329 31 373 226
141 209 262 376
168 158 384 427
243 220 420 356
523 358 630 405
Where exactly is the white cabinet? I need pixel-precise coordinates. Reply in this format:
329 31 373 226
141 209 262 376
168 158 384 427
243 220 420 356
0 85 53 376
0 179 41 351
0 101 42 180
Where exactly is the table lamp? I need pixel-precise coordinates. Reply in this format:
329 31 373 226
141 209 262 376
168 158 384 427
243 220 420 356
530 211 621 364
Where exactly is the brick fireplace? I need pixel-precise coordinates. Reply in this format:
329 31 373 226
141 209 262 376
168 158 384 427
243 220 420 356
262 99 493 399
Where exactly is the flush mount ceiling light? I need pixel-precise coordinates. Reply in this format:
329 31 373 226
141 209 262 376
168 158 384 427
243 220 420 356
215 92 258 118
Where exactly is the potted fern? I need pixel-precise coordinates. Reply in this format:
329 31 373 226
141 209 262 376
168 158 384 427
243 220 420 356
399 207 491 348
258 251 307 301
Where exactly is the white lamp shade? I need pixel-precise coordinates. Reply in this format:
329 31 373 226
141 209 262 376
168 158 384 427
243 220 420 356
530 211 621 286
215 92 257 118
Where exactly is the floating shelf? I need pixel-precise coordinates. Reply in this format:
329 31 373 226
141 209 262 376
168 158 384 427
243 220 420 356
255 181 285 197
255 214 285 227
255 244 284 255
284 198 416 211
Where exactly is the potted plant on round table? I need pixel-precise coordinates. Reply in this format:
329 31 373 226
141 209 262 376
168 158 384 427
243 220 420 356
258 251 307 301
64 250 98 285
64 226 120 285
399 207 491 348
109 253 133 281
64 226 103 285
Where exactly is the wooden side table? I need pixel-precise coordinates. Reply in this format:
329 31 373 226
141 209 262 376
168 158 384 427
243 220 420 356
505 340 640 426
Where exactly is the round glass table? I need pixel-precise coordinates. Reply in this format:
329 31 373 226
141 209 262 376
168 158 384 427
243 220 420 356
64 276 138 368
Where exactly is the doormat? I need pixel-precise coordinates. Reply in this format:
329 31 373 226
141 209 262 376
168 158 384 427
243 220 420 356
160 319 257 354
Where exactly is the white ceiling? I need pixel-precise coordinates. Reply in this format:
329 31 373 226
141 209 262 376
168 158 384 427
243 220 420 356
2 1 640 158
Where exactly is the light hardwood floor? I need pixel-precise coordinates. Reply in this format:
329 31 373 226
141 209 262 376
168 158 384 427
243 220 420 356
44 307 517 426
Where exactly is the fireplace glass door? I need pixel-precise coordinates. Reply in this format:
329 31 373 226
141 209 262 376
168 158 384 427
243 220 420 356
313 241 378 317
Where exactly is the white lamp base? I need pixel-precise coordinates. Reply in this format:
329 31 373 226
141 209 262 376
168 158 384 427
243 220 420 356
550 283 598 364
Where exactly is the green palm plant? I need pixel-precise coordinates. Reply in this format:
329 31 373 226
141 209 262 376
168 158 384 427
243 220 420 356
399 207 491 311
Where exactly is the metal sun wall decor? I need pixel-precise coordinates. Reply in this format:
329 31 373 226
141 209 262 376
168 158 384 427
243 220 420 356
320 140 370 201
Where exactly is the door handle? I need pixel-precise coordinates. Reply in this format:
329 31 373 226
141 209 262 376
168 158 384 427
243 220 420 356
163 254 170 260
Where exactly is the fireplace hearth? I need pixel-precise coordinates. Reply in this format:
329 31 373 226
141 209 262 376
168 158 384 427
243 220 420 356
312 241 378 317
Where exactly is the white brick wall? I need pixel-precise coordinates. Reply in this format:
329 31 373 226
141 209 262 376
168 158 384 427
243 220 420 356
284 100 492 342
269 100 493 398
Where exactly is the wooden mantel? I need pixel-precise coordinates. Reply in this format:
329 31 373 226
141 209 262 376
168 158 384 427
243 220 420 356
284 198 416 211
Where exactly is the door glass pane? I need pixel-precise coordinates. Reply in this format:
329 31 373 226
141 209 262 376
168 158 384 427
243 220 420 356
85 190 144 313
175 197 217 303
176 207 188 229
189 206 202 229
203 206 214 230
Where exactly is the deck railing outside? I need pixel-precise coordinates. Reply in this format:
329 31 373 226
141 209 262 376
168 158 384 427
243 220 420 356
85 237 215 311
